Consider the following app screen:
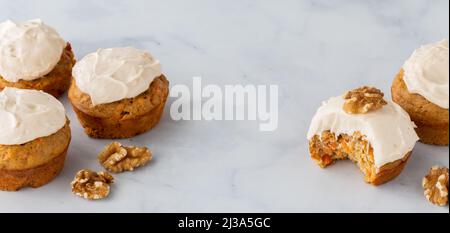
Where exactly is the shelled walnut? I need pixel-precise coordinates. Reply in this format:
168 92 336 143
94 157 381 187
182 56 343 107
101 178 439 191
98 142 152 173
422 166 449 206
343 86 387 114
71 169 114 200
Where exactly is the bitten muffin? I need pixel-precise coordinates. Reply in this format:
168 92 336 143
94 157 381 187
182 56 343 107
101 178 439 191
68 47 169 139
307 87 419 186
0 88 70 191
392 39 449 146
0 19 75 98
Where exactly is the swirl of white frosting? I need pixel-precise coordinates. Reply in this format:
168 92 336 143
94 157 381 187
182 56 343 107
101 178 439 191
0 87 66 145
72 47 162 106
403 39 449 109
0 19 66 82
307 96 419 168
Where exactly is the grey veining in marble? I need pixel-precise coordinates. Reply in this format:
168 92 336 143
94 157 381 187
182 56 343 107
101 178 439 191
0 0 448 212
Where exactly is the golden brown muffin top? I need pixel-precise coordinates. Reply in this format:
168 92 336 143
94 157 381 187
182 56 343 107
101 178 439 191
69 75 169 120
0 121 71 171
0 43 75 88
392 69 449 126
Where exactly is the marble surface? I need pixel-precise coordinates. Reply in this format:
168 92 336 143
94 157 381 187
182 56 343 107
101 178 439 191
0 0 449 213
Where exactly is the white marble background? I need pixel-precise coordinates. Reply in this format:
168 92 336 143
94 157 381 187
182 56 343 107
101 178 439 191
0 0 448 213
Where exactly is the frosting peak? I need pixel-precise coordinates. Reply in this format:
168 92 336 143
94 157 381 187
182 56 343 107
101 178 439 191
0 19 66 82
72 47 162 105
403 39 449 109
0 87 66 145
307 96 419 168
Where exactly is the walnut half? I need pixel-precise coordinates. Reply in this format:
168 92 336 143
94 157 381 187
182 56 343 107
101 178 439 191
71 169 114 200
98 142 152 173
422 166 449 206
343 86 387 114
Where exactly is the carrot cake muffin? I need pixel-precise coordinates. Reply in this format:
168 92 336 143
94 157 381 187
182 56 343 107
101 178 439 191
392 39 449 145
68 47 169 139
307 87 419 186
0 19 75 98
0 87 70 191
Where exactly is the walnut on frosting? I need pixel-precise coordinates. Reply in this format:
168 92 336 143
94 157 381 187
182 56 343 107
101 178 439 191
98 142 152 173
422 166 449 206
343 86 387 114
71 169 114 200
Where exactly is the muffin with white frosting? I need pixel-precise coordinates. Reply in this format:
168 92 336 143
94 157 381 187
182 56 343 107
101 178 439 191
68 47 169 139
0 19 75 98
392 39 449 145
307 86 419 185
0 88 71 191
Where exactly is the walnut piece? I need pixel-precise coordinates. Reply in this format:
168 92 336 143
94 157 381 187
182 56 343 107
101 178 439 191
422 166 449 206
343 86 387 114
98 142 152 173
71 169 114 200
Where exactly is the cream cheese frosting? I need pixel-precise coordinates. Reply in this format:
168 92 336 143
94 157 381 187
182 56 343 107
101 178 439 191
403 39 449 109
307 96 419 168
0 87 66 145
0 19 66 82
72 47 162 106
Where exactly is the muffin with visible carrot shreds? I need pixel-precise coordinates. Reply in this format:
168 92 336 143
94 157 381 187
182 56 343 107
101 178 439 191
307 86 419 185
